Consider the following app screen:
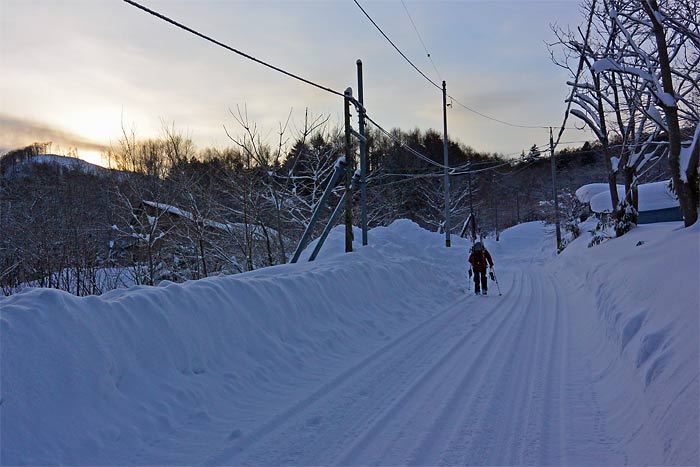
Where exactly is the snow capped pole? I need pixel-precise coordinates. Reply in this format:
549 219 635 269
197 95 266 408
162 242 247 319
344 88 354 253
442 80 451 248
550 127 562 251
357 59 368 247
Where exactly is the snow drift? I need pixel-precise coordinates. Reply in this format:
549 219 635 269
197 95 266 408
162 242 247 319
556 219 699 465
1 218 698 465
1 220 467 465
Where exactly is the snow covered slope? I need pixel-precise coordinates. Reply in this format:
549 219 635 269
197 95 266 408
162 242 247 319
1 220 467 465
2 154 111 178
1 219 698 465
557 219 699 465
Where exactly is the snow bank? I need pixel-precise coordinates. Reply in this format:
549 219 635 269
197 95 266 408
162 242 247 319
3 218 697 465
558 220 699 464
0 220 468 465
578 180 679 213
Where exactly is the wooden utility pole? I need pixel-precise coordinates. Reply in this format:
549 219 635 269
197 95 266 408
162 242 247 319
550 127 562 250
442 80 451 247
357 60 368 246
344 88 354 253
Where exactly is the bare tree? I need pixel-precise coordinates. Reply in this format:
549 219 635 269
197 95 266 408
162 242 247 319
591 0 699 226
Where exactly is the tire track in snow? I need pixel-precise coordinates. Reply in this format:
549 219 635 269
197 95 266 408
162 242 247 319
441 266 546 465
229 288 515 466
535 271 567 465
205 287 498 465
206 250 634 466
337 269 530 465
401 269 533 466
501 268 546 465
554 270 570 465
512 269 564 465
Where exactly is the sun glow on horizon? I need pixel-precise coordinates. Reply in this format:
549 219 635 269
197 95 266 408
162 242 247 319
78 149 108 168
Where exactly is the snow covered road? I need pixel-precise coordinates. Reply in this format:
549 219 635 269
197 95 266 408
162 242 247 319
205 240 624 465
2 221 697 465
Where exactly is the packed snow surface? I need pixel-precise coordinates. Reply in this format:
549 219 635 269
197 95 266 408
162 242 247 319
578 180 679 212
1 219 698 465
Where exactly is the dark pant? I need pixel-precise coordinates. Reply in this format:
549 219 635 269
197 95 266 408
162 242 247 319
473 269 487 292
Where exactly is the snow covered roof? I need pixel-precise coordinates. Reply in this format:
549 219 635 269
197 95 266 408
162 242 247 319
577 181 679 213
575 183 610 204
141 200 282 239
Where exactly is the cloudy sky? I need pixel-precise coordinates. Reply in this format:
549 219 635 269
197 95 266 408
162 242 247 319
1 0 591 165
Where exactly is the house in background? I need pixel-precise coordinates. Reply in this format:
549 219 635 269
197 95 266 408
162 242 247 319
576 180 683 224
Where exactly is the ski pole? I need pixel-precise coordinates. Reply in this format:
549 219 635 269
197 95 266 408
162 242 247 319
467 268 472 292
491 267 502 296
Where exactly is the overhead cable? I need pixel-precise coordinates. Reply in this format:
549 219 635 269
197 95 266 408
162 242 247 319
122 0 345 97
400 0 443 82
447 96 549 129
352 0 442 90
365 114 448 168
365 113 533 176
353 0 592 131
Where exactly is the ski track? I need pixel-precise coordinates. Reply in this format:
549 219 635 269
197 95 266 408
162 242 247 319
153 256 632 465
204 283 493 465
341 270 530 466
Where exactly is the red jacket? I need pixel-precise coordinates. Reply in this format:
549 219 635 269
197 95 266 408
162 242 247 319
469 249 493 271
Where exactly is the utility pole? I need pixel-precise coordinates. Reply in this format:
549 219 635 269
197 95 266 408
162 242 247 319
468 161 476 240
442 80 451 247
344 88 354 253
495 198 499 241
549 127 562 251
357 60 368 246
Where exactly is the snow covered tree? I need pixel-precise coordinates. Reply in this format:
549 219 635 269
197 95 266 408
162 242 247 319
557 0 699 227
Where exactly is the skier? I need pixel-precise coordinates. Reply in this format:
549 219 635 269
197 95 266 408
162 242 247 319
468 241 494 295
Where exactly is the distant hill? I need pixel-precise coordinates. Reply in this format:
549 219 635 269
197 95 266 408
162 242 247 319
2 153 114 178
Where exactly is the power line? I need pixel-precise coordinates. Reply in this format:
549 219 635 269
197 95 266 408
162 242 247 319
365 114 448 168
450 160 515 176
352 0 441 91
447 96 549 129
366 113 534 176
400 0 443 82
352 0 594 132
122 0 345 98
